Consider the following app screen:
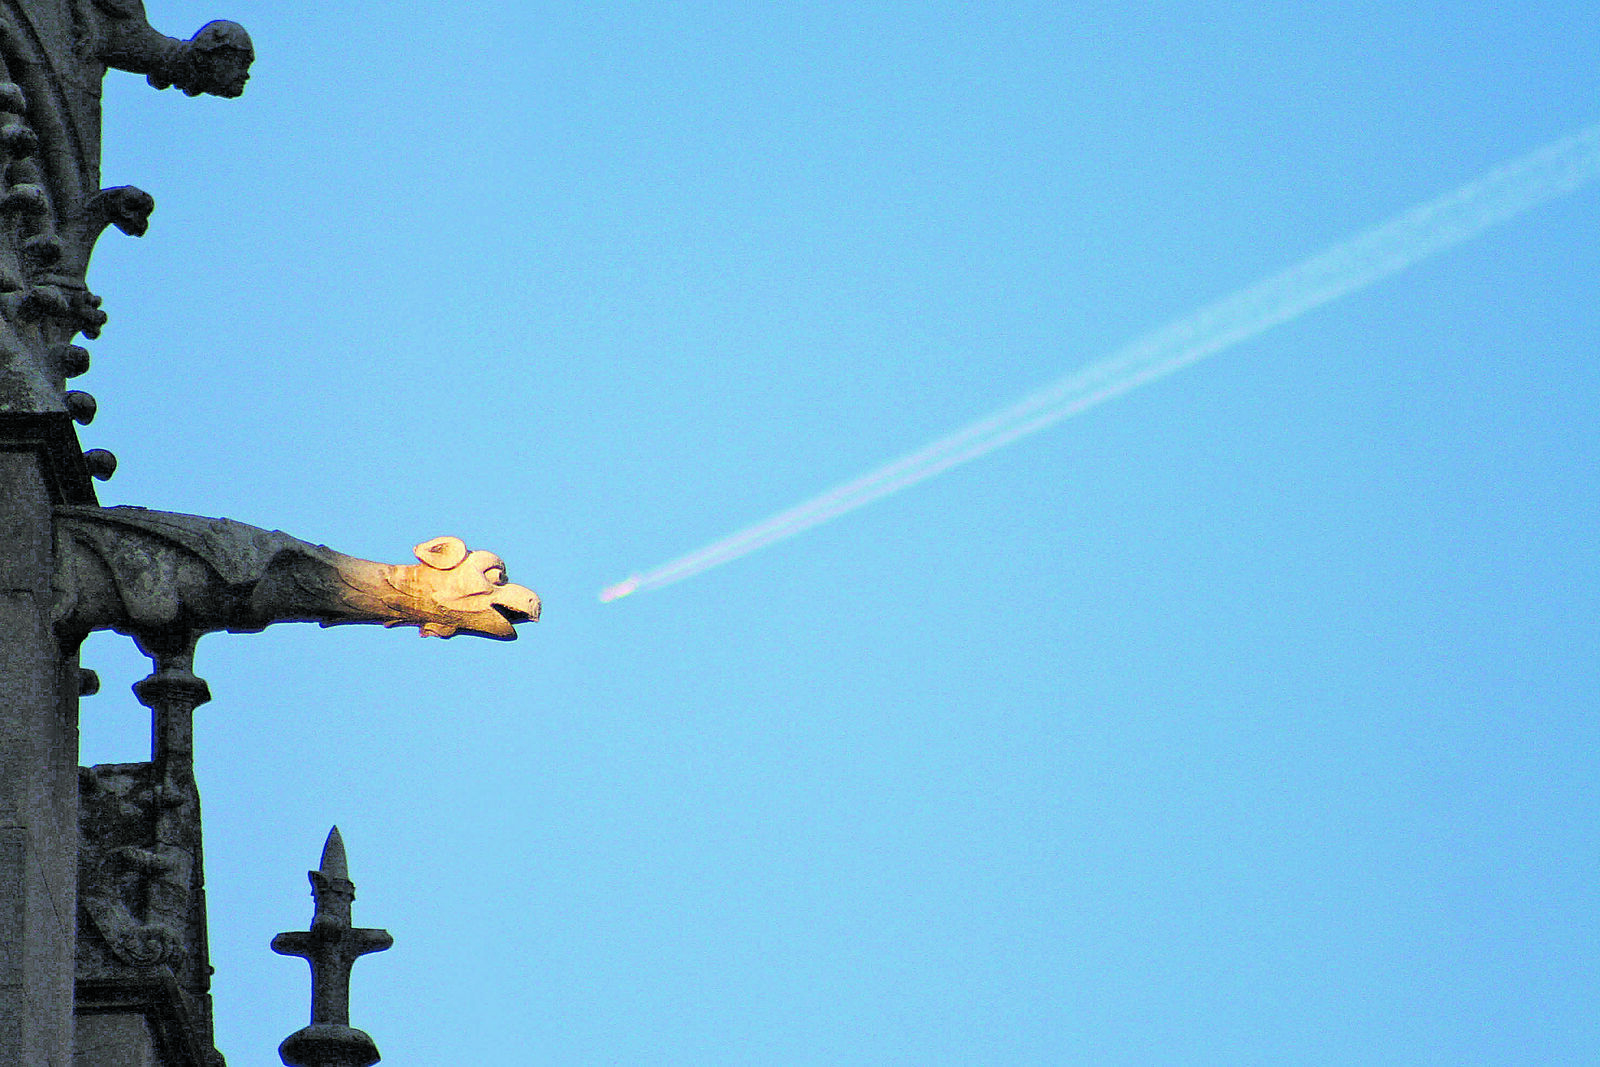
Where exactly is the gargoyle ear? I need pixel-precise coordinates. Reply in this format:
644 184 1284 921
414 536 468 570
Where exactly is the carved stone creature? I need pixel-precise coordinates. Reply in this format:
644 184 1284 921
89 1 255 98
77 763 194 973
53 506 541 643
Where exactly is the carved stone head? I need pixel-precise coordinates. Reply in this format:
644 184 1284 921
397 536 542 639
165 21 255 98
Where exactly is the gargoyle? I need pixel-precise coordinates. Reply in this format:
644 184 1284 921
90 2 255 98
53 506 541 644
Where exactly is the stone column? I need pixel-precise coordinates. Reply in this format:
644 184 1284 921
0 451 78 1066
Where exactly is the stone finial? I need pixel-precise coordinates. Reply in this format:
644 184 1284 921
272 828 393 1067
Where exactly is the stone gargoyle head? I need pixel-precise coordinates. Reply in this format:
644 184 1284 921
162 20 254 98
397 536 541 639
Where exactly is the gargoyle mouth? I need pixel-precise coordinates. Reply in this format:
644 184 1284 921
493 603 537 626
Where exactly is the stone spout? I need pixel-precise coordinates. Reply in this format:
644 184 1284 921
94 7 255 99
53 506 540 643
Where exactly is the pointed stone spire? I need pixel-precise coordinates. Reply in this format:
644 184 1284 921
272 828 393 1067
319 826 349 881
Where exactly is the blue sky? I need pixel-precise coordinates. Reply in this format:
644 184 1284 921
77 3 1599 1062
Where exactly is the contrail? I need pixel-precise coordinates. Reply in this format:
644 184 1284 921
601 122 1600 603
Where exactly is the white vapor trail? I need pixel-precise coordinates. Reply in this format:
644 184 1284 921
601 123 1600 603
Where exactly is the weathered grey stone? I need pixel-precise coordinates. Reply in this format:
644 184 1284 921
0 2 263 1064
78 765 195 975
273 830 390 1067
74 1012 158 1067
76 627 225 1067
54 507 541 644
0 1 254 417
76 974 221 1067
92 8 253 100
0 451 77 1066
76 757 221 1067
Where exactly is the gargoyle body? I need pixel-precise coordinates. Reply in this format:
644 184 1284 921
53 506 541 643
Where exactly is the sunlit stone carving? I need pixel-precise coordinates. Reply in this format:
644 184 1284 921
53 506 541 643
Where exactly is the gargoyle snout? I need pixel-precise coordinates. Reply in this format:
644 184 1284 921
493 585 541 624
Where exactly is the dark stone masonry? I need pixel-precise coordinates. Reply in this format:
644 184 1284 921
0 4 535 1063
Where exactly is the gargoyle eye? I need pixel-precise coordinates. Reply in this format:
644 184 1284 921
485 565 508 586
